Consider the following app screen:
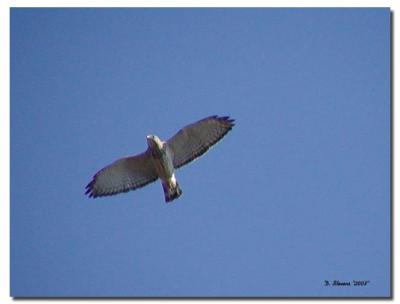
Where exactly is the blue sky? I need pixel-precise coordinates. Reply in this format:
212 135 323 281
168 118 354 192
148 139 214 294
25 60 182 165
10 8 390 297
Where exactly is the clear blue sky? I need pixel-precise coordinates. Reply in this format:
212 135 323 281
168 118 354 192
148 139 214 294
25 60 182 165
10 8 390 297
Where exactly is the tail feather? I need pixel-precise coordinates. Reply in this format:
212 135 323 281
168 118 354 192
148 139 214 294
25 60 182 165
162 181 182 203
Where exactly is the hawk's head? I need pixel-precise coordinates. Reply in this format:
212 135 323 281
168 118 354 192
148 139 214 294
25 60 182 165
146 135 164 151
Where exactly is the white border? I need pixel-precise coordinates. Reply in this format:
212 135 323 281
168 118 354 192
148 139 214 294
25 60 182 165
4 0 397 7
2 1 397 304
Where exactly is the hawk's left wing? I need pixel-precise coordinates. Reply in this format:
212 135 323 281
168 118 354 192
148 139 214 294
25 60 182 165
85 151 158 198
167 115 234 169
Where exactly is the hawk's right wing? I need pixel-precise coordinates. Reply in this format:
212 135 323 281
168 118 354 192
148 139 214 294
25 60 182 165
167 115 234 169
85 151 158 198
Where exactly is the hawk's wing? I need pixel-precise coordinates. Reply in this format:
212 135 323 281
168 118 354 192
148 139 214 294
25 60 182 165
85 151 158 198
167 115 234 169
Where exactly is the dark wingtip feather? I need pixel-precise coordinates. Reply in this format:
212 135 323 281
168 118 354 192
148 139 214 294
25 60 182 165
85 183 91 190
85 179 96 198
215 115 235 128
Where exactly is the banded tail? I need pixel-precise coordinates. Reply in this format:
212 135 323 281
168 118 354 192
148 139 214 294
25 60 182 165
162 179 182 203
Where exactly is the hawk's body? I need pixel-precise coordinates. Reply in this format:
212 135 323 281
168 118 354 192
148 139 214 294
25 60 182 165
146 135 182 202
85 115 234 203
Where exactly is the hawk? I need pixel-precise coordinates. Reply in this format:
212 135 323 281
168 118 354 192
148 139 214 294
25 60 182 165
85 115 235 203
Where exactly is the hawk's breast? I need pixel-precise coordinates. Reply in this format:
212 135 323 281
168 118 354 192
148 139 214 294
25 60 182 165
150 144 174 181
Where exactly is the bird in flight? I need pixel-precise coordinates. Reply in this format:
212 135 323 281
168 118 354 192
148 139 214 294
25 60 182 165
85 115 235 203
